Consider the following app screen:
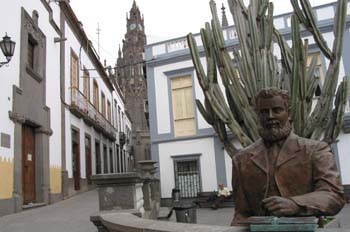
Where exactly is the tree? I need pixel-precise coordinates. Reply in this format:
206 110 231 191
187 0 349 157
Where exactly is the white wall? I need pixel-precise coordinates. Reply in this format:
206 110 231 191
44 8 62 167
337 132 350 185
158 137 218 198
224 150 233 190
0 1 62 168
0 1 21 160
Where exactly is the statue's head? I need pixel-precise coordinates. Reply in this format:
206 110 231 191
255 88 291 143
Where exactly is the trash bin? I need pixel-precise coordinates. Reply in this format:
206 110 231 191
173 202 197 223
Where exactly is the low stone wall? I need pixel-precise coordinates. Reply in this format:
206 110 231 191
91 160 161 219
90 211 349 232
91 211 246 232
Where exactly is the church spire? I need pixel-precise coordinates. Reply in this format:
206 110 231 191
221 3 228 27
118 44 122 58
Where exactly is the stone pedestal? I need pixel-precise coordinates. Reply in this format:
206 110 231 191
138 160 160 219
91 173 144 215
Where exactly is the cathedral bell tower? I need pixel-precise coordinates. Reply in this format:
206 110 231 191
116 0 150 168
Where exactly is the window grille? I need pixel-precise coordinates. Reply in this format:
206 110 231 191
174 159 201 198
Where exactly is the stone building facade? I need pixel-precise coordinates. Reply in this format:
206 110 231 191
116 1 150 168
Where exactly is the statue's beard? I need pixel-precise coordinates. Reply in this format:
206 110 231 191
259 120 292 143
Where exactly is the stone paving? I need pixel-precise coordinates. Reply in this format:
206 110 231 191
0 189 349 232
0 190 98 232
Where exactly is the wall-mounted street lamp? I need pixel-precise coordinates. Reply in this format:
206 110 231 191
0 33 16 68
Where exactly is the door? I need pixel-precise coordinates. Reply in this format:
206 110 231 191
72 129 80 190
103 145 108 174
109 148 113 173
22 125 36 204
85 136 92 184
95 141 101 174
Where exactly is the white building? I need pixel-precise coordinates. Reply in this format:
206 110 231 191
0 0 131 216
61 2 131 197
145 1 350 204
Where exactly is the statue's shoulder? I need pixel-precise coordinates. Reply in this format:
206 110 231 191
234 139 263 160
294 134 329 151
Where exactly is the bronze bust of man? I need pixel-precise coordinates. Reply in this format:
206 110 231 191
231 88 345 226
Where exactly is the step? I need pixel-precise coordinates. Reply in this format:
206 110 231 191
22 202 46 210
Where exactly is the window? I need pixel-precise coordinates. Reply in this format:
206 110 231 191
306 52 324 97
118 107 121 131
93 81 99 110
27 37 36 69
71 51 79 89
121 112 125 132
83 68 90 100
107 100 111 122
114 100 118 130
173 156 201 198
143 100 149 113
101 93 106 116
171 75 196 137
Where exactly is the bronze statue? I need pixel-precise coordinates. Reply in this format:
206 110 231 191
231 88 345 226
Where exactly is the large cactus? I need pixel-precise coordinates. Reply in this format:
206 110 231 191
187 0 349 157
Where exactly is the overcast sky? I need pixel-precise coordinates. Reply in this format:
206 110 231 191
70 0 335 67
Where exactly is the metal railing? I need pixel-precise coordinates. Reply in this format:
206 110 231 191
174 160 201 198
71 87 116 138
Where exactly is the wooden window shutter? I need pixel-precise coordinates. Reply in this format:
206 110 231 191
71 53 79 88
93 81 99 110
171 75 196 137
83 69 90 100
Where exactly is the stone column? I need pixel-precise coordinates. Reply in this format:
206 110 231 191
91 173 144 215
138 160 160 219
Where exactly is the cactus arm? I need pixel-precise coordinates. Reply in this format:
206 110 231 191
323 76 349 144
187 33 209 91
299 38 308 136
265 3 274 50
290 0 308 26
298 0 333 60
332 0 347 60
228 0 257 97
273 28 293 74
257 0 269 19
291 15 301 129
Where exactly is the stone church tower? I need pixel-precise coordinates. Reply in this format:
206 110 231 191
116 0 150 168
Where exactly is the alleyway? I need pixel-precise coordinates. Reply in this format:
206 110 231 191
0 189 349 232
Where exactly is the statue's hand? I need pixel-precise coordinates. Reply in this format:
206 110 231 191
262 196 300 216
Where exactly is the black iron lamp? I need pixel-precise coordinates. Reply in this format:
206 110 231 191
0 33 16 68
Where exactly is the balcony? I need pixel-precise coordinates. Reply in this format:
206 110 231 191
70 87 116 141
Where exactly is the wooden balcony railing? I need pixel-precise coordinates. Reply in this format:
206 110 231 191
70 87 117 140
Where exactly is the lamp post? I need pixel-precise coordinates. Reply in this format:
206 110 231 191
0 33 16 68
